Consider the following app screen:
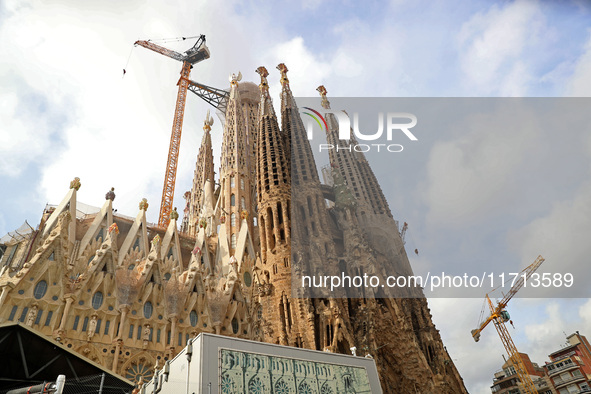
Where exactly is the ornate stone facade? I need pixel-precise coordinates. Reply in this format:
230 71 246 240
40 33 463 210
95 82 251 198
0 65 466 393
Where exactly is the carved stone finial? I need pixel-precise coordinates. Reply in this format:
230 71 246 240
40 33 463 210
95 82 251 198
277 63 289 85
317 85 330 109
151 234 161 247
170 207 179 220
105 187 116 201
70 177 81 191
139 198 149 211
256 66 269 91
229 71 242 86
108 223 119 235
203 110 214 132
240 210 249 220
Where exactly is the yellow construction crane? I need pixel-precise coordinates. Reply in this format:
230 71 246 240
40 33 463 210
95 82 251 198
134 35 210 228
471 255 545 394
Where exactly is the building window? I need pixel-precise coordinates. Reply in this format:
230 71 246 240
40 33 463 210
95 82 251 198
44 311 53 326
34 310 43 325
231 213 236 227
240 178 245 190
18 307 28 323
8 306 17 321
178 333 182 346
157 329 161 343
104 320 110 335
241 197 246 210
231 194 235 207
34 280 48 299
137 325 142 340
73 316 80 330
190 311 198 327
144 302 153 319
82 317 89 332
92 291 103 309
129 324 134 338
231 318 239 334
230 176 235 188
96 228 104 242
167 331 171 345
164 273 171 281
231 234 237 249
95 319 102 333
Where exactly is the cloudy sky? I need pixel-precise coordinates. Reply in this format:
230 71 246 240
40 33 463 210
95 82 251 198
2 0 591 392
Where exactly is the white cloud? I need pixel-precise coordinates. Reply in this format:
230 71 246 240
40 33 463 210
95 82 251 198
424 102 539 228
457 0 544 95
508 179 591 296
566 30 591 96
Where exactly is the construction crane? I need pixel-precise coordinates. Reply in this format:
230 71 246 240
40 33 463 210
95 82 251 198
134 35 210 228
471 255 545 394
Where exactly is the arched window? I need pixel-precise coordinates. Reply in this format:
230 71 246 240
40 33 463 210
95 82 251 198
144 301 153 319
241 197 246 210
231 233 237 249
231 213 236 227
33 280 47 300
230 176 235 188
92 292 103 309
230 194 235 207
240 178 245 190
231 318 239 334
189 310 198 327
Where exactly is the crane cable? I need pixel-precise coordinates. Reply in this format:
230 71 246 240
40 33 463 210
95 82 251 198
477 297 487 328
122 44 135 78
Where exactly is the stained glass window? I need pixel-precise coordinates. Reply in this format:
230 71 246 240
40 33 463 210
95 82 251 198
33 280 47 299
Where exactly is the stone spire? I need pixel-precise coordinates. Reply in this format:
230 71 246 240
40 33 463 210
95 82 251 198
255 65 295 347
255 66 290 259
317 86 391 217
185 111 215 236
219 72 254 253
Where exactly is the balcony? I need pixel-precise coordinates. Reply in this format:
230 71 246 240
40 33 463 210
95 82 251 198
553 373 586 389
548 360 578 376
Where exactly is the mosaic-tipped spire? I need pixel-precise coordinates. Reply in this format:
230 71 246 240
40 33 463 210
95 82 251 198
184 111 216 236
317 85 330 110
277 63 289 86
256 66 275 118
229 71 242 99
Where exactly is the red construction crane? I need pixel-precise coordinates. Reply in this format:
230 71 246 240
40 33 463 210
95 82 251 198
134 35 210 228
471 255 545 394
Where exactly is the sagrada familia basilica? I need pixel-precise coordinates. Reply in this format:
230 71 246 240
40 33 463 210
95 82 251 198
0 64 467 393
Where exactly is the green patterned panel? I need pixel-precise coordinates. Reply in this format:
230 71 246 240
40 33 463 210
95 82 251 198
219 348 372 393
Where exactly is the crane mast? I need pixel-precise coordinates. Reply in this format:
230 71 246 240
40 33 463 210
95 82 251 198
134 36 210 228
471 255 545 394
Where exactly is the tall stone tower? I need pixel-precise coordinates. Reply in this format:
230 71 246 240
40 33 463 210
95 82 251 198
219 73 257 254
